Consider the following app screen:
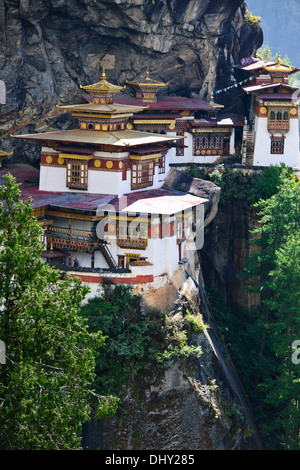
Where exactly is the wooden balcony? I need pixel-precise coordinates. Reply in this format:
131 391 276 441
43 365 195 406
47 226 98 253
268 120 289 132
117 237 148 250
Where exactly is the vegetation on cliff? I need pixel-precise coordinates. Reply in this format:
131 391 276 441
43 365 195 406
189 165 300 450
80 281 206 402
0 175 111 450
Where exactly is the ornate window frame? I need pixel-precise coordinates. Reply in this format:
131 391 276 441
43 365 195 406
131 160 154 190
66 159 88 190
268 108 290 132
193 131 230 156
270 135 285 154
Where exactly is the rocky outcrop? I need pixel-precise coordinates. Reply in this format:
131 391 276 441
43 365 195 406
163 167 221 227
82 275 262 450
0 1 263 161
201 198 261 310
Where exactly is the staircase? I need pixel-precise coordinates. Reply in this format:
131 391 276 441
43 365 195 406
245 125 255 165
98 241 118 269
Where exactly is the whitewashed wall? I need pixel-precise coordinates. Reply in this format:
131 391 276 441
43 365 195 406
253 116 300 167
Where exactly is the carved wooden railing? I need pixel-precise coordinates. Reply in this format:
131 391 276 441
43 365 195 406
47 226 98 253
117 238 148 250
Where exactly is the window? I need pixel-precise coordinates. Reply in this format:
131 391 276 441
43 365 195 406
66 160 88 190
193 133 226 155
283 111 289 121
268 108 290 131
176 132 185 156
131 160 154 190
158 155 165 174
176 216 185 243
117 219 148 249
271 136 285 154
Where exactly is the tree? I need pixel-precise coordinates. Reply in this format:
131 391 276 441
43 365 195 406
242 170 300 449
243 169 299 297
0 174 111 450
262 233 300 449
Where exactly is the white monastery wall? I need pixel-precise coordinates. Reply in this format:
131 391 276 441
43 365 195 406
39 165 66 192
253 116 300 167
72 251 92 268
94 250 110 269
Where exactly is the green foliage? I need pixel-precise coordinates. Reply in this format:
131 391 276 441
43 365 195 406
242 169 300 294
188 164 286 206
81 285 204 401
245 10 261 28
210 169 300 449
0 174 108 450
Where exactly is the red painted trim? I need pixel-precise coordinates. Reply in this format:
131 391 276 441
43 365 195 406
69 273 154 284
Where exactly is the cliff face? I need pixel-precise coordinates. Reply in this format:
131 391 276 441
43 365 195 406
0 0 262 162
201 198 261 310
83 276 262 450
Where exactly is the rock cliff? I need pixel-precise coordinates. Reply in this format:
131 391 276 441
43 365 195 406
0 0 262 162
82 275 262 450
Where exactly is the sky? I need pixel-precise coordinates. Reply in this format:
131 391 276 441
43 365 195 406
246 0 300 65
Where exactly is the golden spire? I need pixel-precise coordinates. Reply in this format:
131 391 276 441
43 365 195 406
209 91 224 110
277 52 281 64
79 68 124 103
266 48 270 59
262 50 295 74
100 67 106 80
127 68 168 88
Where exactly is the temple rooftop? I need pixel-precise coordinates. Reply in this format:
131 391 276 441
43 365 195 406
13 129 179 148
0 163 207 215
114 94 217 112
100 187 207 215
57 102 146 115
0 163 116 210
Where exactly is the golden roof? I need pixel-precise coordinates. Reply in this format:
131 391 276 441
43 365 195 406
0 150 12 157
57 102 146 115
13 129 181 148
127 68 168 89
80 69 124 96
263 53 295 74
209 92 224 110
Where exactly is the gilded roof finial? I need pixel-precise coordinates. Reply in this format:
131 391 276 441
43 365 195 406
101 66 106 80
146 67 150 79
266 48 270 59
277 52 281 63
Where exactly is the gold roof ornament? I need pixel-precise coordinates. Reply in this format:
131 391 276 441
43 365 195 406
209 92 224 110
126 68 168 103
263 52 296 74
126 68 168 90
0 150 12 157
80 67 125 103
